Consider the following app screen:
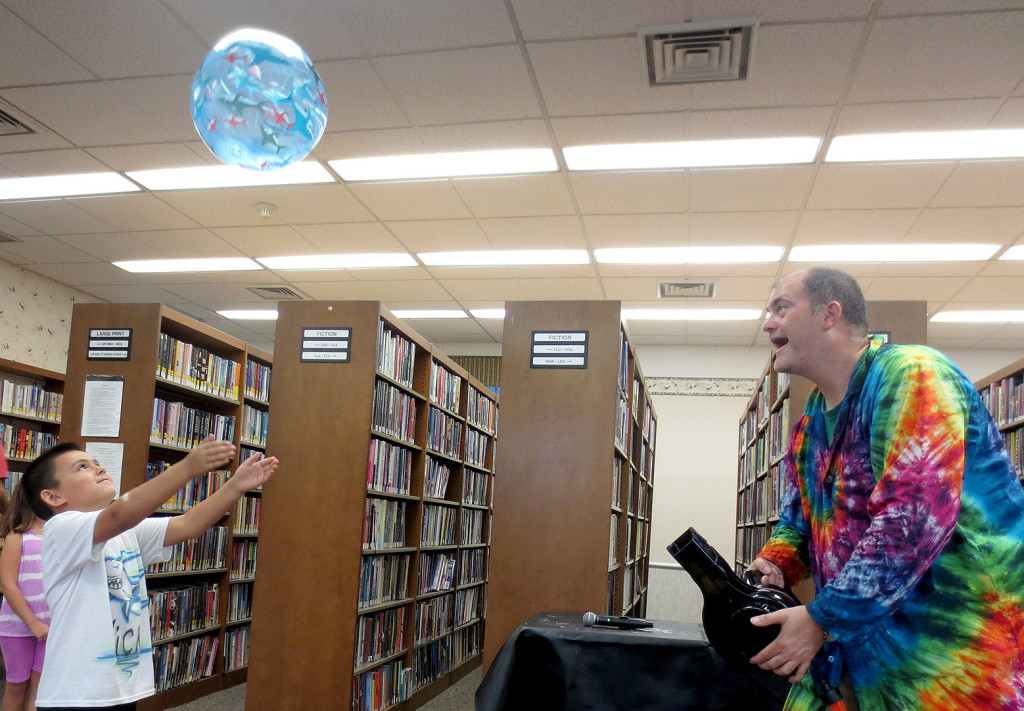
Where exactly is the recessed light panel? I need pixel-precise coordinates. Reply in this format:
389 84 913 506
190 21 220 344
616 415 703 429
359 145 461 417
596 246 782 264
127 162 334 190
258 253 416 270
826 129 1024 163
418 250 589 266
564 137 821 170
789 244 998 262
0 172 141 200
114 258 262 273
330 148 557 181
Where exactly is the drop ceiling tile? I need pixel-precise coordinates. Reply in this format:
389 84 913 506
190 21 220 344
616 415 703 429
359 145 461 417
291 222 410 253
690 211 801 245
847 12 1024 102
0 150 112 177
58 230 228 262
431 264 595 280
140 270 286 285
0 200 117 235
346 181 473 221
806 163 955 210
453 174 575 218
597 263 781 278
833 99 1003 135
992 97 1024 124
87 143 217 172
444 277 604 300
529 37 691 117
26 262 146 286
570 171 690 215
74 283 185 303
372 46 541 125
862 276 971 301
930 160 1024 208
0 5 95 85
0 246 29 265
385 220 489 252
875 262 988 278
156 184 373 227
879 1 1024 15
907 207 1024 242
212 226 318 257
602 276 775 301
951 276 1024 301
793 209 920 244
313 59 410 133
478 216 586 249
927 321 1006 341
157 283 276 303
317 120 553 160
692 22 864 110
0 213 42 238
322 266 431 281
976 261 1024 277
583 214 687 248
343 0 515 52
690 166 814 212
0 235 100 264
68 194 200 232
293 279 448 301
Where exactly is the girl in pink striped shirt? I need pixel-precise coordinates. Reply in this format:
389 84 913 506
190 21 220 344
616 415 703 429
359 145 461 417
0 484 51 711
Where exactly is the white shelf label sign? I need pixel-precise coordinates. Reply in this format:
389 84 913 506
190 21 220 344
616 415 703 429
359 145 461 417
531 330 589 369
87 328 132 360
301 327 351 362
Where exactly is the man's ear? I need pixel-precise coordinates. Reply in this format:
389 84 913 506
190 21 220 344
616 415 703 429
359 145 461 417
39 489 65 510
821 301 843 331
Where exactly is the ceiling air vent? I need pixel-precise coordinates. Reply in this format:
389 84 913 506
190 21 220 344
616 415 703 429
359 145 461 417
0 231 21 243
246 285 309 301
659 280 717 299
639 18 758 86
0 106 36 137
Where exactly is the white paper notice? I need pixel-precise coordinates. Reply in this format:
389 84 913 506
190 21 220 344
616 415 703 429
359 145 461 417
84 441 124 496
81 375 124 437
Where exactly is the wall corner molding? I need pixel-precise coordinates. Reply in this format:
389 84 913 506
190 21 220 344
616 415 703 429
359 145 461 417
647 376 758 397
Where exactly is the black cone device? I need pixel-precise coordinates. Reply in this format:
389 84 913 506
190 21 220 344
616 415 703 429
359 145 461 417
667 527 799 672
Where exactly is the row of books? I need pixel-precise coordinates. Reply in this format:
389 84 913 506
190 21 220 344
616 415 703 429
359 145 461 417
233 495 261 535
150 398 236 449
230 539 258 580
240 404 268 447
421 505 457 547
355 606 407 667
457 548 485 587
414 636 450 690
149 582 219 642
0 424 57 461
148 527 227 574
227 581 254 623
981 375 1024 426
454 586 481 627
414 593 453 645
423 457 451 500
149 465 229 512
244 358 272 403
426 408 462 459
466 386 497 433
768 407 791 461
463 470 488 507
358 554 411 609
738 435 768 488
460 510 485 545
153 633 219 693
452 622 481 668
1002 429 1024 478
371 381 417 444
465 429 489 469
363 498 407 550
429 361 462 413
418 552 455 594
612 459 623 509
0 377 63 422
223 624 250 672
353 658 410 711
157 333 241 401
367 437 413 495
609 513 618 566
736 522 774 571
615 393 629 451
376 322 416 389
737 465 785 525
617 329 629 394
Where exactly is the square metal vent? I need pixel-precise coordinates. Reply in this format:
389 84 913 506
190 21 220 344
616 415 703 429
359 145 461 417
246 285 309 301
640 18 758 86
0 101 36 137
659 280 717 299
0 231 21 243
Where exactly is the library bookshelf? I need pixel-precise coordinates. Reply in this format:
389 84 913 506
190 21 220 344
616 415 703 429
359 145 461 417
974 357 1024 485
0 356 65 496
59 303 271 711
482 301 656 671
734 300 927 583
245 301 497 711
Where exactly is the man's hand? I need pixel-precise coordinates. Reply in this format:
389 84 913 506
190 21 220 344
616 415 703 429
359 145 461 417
747 557 786 588
231 452 280 493
749 606 824 683
183 435 236 476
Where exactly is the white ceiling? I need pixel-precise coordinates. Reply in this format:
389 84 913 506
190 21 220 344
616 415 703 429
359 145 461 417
3 0 1024 353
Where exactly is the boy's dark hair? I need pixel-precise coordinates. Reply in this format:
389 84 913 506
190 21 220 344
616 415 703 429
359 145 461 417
10 441 82 524
802 267 869 334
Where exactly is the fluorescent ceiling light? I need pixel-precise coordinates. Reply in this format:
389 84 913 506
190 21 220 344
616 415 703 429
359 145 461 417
218 309 279 320
595 246 783 264
998 246 1024 260
418 250 589 266
113 258 262 273
391 309 468 319
930 311 1024 323
329 148 557 181
563 137 821 170
826 129 1024 163
0 172 141 200
258 253 416 270
789 244 998 262
622 308 762 321
126 162 334 190
470 309 506 319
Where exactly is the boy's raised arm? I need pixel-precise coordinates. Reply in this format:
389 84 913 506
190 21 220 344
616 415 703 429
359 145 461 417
93 435 235 545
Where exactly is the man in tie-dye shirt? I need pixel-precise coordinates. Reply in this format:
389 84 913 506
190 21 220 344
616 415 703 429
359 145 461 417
746 267 1024 711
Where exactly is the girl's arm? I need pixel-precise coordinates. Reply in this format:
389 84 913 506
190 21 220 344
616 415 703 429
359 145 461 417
0 533 48 640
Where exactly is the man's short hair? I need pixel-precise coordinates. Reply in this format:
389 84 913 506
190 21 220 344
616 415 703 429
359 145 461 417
802 267 868 334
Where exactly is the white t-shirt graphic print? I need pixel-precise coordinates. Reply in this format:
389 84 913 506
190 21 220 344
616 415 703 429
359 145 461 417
40 510 172 707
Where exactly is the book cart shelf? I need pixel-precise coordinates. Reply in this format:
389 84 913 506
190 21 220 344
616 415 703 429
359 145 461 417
482 301 656 671
974 356 1024 485
734 301 927 579
245 301 498 711
0 356 65 496
59 303 271 711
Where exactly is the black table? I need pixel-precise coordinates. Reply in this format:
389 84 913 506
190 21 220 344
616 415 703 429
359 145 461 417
476 612 790 711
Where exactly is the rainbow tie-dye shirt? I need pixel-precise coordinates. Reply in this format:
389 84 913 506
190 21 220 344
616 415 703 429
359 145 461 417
759 338 1024 711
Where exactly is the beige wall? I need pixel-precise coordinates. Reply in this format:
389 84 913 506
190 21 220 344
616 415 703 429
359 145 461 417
0 260 98 373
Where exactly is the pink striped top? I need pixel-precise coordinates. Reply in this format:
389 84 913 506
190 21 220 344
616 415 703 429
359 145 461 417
0 531 51 636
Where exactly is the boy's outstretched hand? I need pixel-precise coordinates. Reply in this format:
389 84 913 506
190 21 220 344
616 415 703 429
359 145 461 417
184 434 236 475
231 452 280 493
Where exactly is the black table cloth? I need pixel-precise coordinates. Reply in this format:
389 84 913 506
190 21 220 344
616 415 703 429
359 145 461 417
476 612 790 711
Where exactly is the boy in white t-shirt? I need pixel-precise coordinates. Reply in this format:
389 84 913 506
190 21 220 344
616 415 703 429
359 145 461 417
19 436 278 711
